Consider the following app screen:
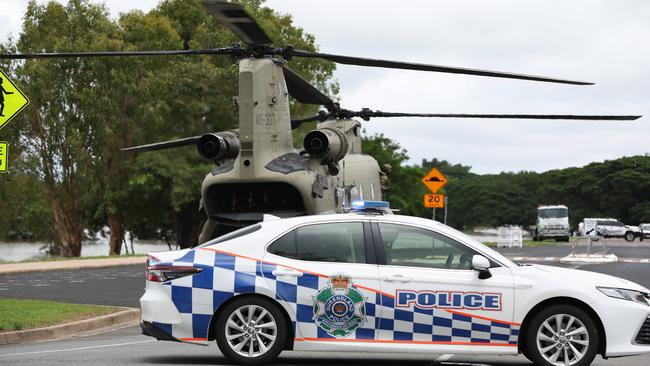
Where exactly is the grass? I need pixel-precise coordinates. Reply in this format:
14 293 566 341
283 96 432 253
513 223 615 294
0 298 120 332
0 254 146 265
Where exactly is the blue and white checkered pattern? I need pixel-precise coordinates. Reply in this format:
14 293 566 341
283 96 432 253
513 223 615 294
151 248 519 346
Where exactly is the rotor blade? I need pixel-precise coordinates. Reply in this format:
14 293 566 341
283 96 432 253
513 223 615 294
121 136 201 153
203 0 272 46
287 49 593 85
290 112 329 129
282 65 337 111
351 111 641 121
0 48 236 60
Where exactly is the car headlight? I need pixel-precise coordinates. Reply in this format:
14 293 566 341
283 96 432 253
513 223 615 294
598 287 650 306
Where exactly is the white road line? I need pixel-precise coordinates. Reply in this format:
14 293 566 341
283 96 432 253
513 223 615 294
0 339 155 358
435 353 454 362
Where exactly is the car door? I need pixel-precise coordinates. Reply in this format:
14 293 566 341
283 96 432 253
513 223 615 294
372 221 517 350
262 220 381 344
613 221 626 237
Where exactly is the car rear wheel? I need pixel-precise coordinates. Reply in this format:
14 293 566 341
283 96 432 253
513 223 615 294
625 232 635 242
524 304 599 366
215 296 287 365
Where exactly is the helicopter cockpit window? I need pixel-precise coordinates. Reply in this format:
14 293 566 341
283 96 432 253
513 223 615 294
198 224 261 248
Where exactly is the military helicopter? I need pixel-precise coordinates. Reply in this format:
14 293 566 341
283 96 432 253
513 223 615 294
0 1 640 244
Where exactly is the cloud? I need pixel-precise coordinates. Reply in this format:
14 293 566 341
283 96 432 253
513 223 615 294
2 0 649 174
267 0 650 173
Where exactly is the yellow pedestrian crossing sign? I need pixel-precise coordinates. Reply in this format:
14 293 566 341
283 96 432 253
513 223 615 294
0 68 29 130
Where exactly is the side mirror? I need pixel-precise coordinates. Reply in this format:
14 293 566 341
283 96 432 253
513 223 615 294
472 254 492 279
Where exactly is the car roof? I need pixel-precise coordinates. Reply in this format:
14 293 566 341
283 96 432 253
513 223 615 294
538 205 568 209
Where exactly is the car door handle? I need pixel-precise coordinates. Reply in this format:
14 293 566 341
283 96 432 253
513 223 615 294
384 275 411 283
272 269 303 277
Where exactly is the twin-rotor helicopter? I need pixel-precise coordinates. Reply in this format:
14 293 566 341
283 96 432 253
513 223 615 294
1 1 640 244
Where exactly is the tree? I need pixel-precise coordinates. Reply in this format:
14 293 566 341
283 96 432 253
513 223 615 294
362 133 427 216
7 0 117 256
82 10 183 255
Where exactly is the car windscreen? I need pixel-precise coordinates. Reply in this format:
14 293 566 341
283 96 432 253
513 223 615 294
538 208 568 218
198 224 262 248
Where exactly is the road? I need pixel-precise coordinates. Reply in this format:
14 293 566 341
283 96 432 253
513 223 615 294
2 325 650 366
494 242 650 262
1 246 649 365
0 265 144 307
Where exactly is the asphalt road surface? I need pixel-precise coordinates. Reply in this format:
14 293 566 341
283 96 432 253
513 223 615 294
0 265 144 307
1 325 649 366
494 242 650 262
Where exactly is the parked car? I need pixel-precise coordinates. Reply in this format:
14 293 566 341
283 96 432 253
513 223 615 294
140 201 650 366
640 223 650 239
592 220 643 242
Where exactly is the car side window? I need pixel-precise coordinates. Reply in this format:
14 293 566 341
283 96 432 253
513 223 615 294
267 230 298 260
268 222 366 263
378 223 479 270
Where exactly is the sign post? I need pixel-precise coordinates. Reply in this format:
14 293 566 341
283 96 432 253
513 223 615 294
0 142 6 174
421 167 448 221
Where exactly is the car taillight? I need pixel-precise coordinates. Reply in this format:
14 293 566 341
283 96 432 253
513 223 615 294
146 265 202 282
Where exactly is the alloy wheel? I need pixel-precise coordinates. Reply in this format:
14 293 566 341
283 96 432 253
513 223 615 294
224 304 278 358
536 313 589 366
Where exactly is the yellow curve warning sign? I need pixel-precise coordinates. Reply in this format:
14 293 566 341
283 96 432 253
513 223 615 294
0 68 29 131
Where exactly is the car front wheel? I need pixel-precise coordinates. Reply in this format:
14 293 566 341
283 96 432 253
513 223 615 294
625 232 635 242
524 304 599 366
215 296 288 365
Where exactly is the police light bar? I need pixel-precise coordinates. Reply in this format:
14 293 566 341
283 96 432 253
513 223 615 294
351 200 390 210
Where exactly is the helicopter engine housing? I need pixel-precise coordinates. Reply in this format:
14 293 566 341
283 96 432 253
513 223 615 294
197 131 240 161
303 127 348 162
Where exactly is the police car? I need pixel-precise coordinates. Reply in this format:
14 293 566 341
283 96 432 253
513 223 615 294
140 201 650 365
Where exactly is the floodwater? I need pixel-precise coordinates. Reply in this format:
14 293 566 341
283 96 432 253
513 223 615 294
0 239 173 262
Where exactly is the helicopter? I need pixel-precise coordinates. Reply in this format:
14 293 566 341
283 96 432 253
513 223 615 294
0 0 640 245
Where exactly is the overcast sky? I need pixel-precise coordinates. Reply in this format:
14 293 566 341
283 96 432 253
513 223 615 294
2 0 649 174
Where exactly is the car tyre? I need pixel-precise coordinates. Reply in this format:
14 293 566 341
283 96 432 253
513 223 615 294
215 296 288 365
624 232 635 242
524 304 599 366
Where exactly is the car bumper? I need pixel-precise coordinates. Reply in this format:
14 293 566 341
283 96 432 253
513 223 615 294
539 230 569 237
139 280 209 345
140 321 178 342
594 297 650 357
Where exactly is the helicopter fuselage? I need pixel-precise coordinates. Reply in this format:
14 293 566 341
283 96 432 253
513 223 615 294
198 58 381 243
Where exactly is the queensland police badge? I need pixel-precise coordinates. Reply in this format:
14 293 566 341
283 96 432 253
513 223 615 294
313 273 366 337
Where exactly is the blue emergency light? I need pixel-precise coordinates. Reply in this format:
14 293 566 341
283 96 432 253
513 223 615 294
351 200 390 210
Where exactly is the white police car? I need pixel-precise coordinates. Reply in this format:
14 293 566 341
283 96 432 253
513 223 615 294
140 201 650 365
